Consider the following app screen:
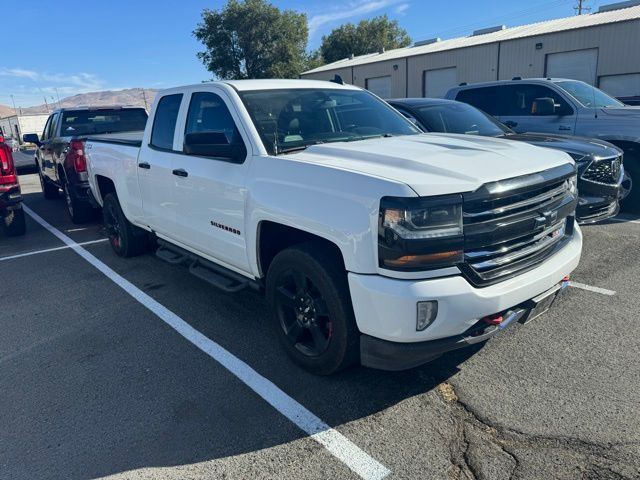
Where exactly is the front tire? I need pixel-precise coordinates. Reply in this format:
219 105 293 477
38 165 59 199
63 179 93 224
266 242 359 375
2 207 26 236
102 193 150 257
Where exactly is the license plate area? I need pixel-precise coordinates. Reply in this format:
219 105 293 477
520 284 561 325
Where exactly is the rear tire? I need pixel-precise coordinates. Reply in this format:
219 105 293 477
39 165 58 199
266 242 359 375
3 207 26 236
63 179 93 224
102 193 150 257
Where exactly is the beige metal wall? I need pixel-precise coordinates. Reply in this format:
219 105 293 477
352 58 408 97
498 19 640 81
406 44 500 96
302 18 640 97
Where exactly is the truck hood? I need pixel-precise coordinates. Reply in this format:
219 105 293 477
600 107 640 118
291 133 573 196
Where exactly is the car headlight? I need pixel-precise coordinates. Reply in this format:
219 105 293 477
378 195 464 270
567 175 578 196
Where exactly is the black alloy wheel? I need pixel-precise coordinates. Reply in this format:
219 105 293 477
274 270 333 357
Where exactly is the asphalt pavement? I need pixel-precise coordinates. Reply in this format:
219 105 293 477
1 173 639 480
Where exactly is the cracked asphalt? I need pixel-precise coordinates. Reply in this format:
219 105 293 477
1 172 639 479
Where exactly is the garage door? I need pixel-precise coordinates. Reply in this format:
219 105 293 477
546 49 598 85
423 67 457 98
599 73 640 97
365 76 392 98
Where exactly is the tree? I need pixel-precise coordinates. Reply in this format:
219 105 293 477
193 0 309 79
320 16 412 64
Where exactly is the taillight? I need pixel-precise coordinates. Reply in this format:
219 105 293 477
0 143 17 186
68 139 87 173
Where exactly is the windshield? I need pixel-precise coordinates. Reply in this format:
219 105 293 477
60 108 148 136
415 102 509 136
239 88 420 155
555 80 623 108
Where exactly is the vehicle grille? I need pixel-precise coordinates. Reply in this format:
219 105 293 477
581 156 622 185
460 163 578 287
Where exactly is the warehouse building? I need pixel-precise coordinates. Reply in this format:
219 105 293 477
0 113 49 142
301 1 640 101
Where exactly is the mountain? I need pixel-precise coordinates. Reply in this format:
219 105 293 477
8 88 159 116
0 105 16 117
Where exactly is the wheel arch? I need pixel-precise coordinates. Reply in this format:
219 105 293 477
94 175 117 204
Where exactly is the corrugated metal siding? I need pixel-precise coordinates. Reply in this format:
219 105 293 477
406 44 499 96
498 19 640 80
352 58 408 97
302 5 640 74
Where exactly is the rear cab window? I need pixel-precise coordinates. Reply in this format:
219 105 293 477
60 108 148 137
150 94 183 150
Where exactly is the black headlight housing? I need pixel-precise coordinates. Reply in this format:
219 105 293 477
378 194 464 271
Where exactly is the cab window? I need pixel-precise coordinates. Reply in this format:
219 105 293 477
185 92 242 145
499 84 573 116
150 94 183 150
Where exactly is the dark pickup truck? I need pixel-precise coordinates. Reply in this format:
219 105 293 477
23 106 148 223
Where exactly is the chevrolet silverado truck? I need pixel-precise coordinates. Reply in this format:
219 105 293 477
85 79 582 374
446 78 639 211
23 106 148 223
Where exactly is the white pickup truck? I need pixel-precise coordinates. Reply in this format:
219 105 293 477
85 79 582 374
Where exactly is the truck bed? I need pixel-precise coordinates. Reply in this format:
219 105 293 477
85 131 144 147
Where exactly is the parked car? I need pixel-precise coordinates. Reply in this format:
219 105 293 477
0 138 26 236
388 98 624 224
446 78 640 211
85 80 582 374
0 135 19 152
23 106 148 223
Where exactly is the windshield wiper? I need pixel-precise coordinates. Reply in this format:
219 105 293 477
277 141 324 155
344 133 394 142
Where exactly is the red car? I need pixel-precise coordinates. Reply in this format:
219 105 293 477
0 136 26 236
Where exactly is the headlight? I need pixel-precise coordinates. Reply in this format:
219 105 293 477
567 175 578 196
379 195 464 270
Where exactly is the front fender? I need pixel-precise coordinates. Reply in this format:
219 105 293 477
246 156 415 276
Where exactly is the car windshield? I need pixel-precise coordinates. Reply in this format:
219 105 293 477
239 88 420 155
414 102 509 136
60 108 148 136
555 80 623 108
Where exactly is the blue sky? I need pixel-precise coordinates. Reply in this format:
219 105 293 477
1 0 605 107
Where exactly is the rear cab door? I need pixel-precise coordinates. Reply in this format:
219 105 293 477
39 114 59 182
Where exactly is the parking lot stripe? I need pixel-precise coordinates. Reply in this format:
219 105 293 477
607 217 640 225
568 281 616 296
0 239 108 262
22 205 391 480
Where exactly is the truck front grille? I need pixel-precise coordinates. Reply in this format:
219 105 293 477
460 164 577 287
581 156 622 185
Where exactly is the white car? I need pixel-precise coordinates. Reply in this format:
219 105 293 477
85 79 582 374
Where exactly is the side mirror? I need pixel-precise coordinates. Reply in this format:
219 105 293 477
23 133 41 145
183 131 246 163
532 97 556 116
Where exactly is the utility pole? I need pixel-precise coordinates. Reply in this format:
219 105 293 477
142 89 148 111
10 94 17 115
43 96 49 112
575 0 591 15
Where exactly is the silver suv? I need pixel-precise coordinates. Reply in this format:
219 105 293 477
446 78 640 211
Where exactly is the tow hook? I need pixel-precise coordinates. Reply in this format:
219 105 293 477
482 313 503 326
561 275 571 289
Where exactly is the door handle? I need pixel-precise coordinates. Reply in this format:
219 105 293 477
504 121 518 128
138 162 151 169
558 126 572 131
172 168 188 177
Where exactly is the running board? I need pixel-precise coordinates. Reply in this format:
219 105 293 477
155 239 260 293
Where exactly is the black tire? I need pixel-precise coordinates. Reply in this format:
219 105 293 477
38 165 59 199
63 179 93 224
3 207 26 237
621 154 640 213
102 193 150 257
266 242 359 375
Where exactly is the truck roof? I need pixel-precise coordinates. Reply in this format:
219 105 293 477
50 105 147 114
451 78 581 90
162 79 361 93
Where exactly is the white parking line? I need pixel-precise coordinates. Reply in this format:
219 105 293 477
23 205 390 480
568 281 616 296
0 239 108 262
